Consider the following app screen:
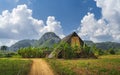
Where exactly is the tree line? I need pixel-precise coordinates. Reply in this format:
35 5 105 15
0 43 119 58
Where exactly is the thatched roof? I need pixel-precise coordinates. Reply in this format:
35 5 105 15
61 32 84 46
48 32 84 58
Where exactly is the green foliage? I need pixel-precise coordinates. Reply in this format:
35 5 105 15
46 59 77 75
98 49 105 55
116 49 120 55
91 45 107 56
109 49 116 55
0 51 20 58
5 52 18 57
9 39 37 51
55 42 75 59
91 45 98 55
85 41 120 51
73 45 82 53
53 42 97 59
0 45 8 51
35 32 61 48
47 55 120 75
0 52 4 58
83 44 91 55
18 47 45 58
0 59 32 75
63 43 74 59
90 45 119 56
81 44 97 58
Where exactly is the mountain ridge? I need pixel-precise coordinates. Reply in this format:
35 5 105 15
9 32 61 51
8 32 120 51
84 40 120 50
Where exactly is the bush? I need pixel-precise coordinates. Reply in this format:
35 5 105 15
63 43 74 59
55 42 97 59
5 52 17 57
0 53 4 58
81 44 97 58
98 49 105 55
56 42 75 59
109 49 115 55
18 47 44 58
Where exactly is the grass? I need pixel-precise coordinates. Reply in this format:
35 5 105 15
46 55 120 75
0 58 32 75
46 58 76 75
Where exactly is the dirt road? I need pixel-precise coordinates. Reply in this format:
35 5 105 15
28 59 54 75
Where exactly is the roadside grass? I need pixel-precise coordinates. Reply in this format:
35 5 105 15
46 55 120 75
46 58 76 75
0 58 32 75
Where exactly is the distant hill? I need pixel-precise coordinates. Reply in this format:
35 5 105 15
84 41 120 50
9 39 37 51
9 32 61 51
95 42 120 50
35 32 61 47
84 40 94 46
8 32 120 51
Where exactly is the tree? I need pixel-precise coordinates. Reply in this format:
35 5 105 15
98 49 105 55
0 45 8 52
18 47 44 58
109 48 115 55
91 44 99 55
63 43 74 59
82 44 97 58
55 42 74 59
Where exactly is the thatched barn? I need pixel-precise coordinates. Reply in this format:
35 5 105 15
61 32 84 47
48 32 84 58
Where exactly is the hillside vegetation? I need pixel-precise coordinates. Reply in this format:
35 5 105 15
8 32 61 51
85 41 120 50
1 32 119 53
9 39 37 51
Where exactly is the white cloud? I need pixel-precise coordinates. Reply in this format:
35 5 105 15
0 39 18 47
40 16 65 38
78 0 120 42
0 4 64 46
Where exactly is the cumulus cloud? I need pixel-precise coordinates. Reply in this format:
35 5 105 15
0 39 18 47
0 4 64 46
78 0 120 42
40 16 65 38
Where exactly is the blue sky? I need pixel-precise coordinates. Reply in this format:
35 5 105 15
0 0 120 46
0 0 101 34
29 0 101 34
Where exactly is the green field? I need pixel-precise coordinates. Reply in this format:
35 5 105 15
46 55 120 75
0 58 32 75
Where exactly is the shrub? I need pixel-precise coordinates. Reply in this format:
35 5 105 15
55 42 75 59
0 53 4 58
63 43 74 59
5 52 17 57
18 47 45 58
54 42 97 59
109 49 115 55
80 44 97 58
